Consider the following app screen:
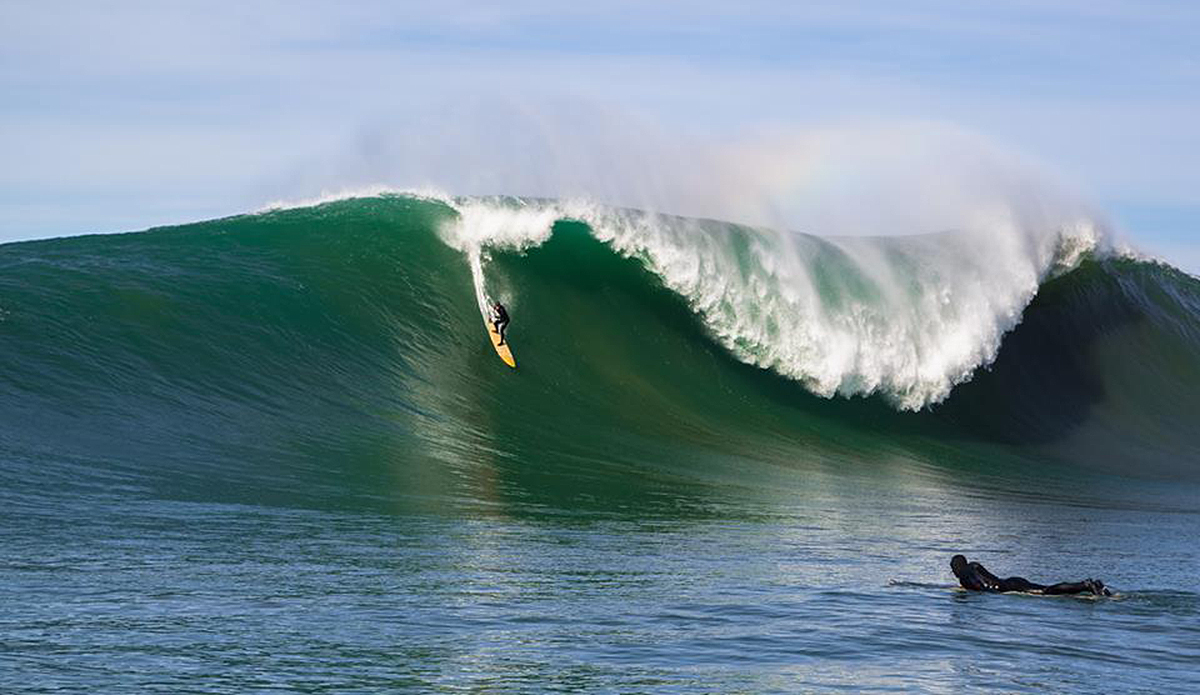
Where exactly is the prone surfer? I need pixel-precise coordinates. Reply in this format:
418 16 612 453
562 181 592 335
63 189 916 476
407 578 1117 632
491 302 510 345
951 555 1111 596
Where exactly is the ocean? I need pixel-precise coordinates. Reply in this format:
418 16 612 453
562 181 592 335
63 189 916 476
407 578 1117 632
2 193 1198 692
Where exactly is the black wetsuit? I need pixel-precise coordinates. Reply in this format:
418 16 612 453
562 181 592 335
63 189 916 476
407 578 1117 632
951 555 1109 596
492 304 510 345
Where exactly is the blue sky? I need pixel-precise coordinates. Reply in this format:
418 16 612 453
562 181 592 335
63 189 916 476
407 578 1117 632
2 1 1198 269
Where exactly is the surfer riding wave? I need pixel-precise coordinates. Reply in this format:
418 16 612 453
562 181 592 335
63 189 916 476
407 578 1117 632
491 302 510 346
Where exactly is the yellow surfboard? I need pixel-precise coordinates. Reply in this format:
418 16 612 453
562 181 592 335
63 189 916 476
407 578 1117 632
487 319 516 368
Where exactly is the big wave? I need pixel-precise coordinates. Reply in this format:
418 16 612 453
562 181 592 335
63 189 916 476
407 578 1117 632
2 192 1197 482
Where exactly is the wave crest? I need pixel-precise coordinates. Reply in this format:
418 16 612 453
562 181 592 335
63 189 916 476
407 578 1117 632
438 196 1109 409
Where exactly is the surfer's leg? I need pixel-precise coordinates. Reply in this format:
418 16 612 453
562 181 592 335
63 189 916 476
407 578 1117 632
1043 579 1110 596
1041 581 1090 595
498 321 508 345
997 577 1046 593
1040 579 1110 595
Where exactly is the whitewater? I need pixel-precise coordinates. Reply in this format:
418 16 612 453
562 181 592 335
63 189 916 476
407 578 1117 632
269 188 1111 410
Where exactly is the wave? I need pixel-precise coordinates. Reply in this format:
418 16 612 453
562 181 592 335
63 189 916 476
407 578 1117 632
0 193 1197 482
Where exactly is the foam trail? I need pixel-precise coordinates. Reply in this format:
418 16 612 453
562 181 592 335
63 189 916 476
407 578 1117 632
466 246 491 321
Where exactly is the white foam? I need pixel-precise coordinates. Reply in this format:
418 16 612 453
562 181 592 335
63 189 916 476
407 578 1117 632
436 196 571 253
436 194 1109 410
437 197 600 321
258 185 452 212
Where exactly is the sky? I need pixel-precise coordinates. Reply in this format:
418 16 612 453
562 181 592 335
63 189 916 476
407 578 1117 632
2 1 1198 269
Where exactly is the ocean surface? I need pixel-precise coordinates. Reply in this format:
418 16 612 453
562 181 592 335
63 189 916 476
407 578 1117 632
2 193 1198 692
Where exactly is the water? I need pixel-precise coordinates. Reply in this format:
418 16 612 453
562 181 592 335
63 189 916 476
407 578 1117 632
5 465 1198 692
2 194 1198 692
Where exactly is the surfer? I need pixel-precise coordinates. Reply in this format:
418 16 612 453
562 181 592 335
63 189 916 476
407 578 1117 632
951 555 1111 596
491 302 510 345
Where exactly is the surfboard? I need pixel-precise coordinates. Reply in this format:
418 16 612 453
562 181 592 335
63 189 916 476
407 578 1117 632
487 319 516 368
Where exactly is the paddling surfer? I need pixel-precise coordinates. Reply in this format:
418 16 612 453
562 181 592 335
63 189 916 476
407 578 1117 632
491 302 510 345
951 555 1111 596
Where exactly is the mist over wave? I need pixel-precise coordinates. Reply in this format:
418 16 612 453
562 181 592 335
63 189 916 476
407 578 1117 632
271 111 1129 408
281 104 1102 234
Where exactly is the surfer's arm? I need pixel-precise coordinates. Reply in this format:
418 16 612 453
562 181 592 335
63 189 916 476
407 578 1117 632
971 563 1005 591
